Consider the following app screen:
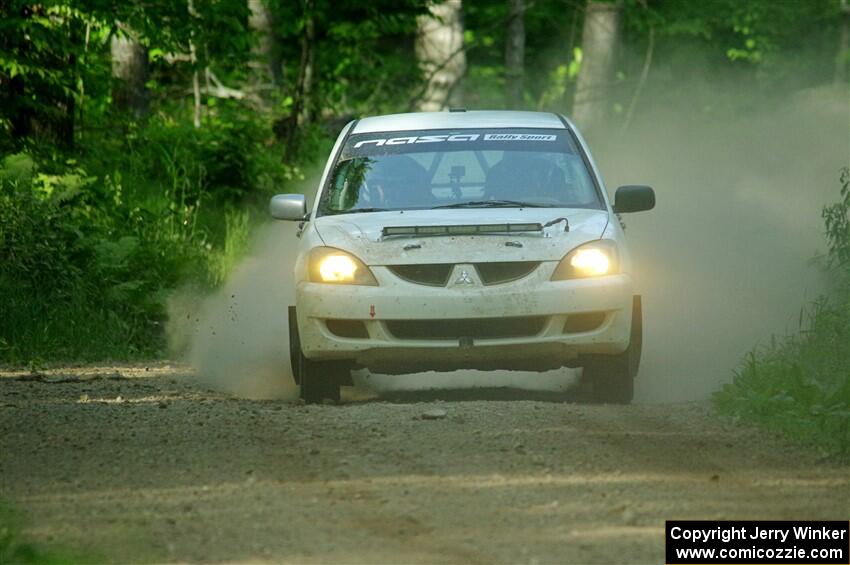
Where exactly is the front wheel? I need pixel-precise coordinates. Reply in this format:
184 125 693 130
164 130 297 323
580 296 642 404
289 306 341 404
299 355 342 404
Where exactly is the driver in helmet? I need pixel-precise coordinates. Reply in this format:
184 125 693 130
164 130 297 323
366 155 434 209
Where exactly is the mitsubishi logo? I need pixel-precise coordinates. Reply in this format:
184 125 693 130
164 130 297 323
455 269 474 285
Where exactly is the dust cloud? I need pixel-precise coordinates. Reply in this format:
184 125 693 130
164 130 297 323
597 85 849 402
174 85 847 403
172 222 300 400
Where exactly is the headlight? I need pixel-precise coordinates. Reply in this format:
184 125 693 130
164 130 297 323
308 247 378 285
551 241 618 280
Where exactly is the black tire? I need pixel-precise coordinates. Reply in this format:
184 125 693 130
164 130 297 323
581 296 642 404
299 355 341 404
288 306 301 382
289 306 342 404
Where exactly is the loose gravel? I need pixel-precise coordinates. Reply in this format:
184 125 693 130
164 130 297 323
1 363 848 564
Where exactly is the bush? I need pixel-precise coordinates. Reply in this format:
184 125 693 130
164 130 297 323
0 108 315 364
0 154 178 360
713 169 850 458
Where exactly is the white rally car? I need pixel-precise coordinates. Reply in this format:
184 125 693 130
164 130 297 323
271 110 654 404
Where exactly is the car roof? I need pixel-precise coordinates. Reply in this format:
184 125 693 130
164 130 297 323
352 110 567 134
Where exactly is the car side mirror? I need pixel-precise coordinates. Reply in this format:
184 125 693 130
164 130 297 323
270 194 307 221
613 185 655 214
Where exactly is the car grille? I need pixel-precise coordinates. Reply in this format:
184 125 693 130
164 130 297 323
385 316 546 341
386 264 453 286
386 262 539 286
475 261 540 285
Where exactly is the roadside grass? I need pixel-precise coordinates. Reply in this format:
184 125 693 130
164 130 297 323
0 284 161 363
713 170 850 459
0 502 91 565
713 299 850 458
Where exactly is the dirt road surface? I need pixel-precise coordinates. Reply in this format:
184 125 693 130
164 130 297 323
1 363 848 564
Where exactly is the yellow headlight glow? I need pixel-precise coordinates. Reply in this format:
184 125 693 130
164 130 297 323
318 254 358 282
308 247 377 285
569 248 610 276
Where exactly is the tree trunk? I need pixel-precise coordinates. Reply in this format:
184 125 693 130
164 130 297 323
415 0 466 112
248 0 281 94
285 0 315 156
622 26 654 131
191 60 201 128
298 5 315 126
505 0 525 109
571 0 621 133
836 0 850 85
110 32 148 118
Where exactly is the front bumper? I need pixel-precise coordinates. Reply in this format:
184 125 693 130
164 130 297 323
295 263 633 373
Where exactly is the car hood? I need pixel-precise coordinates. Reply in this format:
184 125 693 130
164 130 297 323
313 208 609 264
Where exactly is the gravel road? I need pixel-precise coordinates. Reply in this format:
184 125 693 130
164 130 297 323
1 363 848 564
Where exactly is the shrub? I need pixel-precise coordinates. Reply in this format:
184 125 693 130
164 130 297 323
714 169 850 458
0 101 326 364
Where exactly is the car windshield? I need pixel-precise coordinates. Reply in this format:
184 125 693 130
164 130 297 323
318 128 602 216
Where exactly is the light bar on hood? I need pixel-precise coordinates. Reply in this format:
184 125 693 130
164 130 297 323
382 223 543 238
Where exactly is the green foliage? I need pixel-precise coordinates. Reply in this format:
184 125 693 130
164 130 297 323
0 0 253 152
617 0 842 116
823 169 850 268
0 106 292 362
714 170 850 459
206 209 251 287
0 501 87 564
268 0 427 118
1 157 162 360
462 0 841 114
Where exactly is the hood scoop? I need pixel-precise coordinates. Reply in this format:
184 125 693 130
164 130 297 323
382 222 545 239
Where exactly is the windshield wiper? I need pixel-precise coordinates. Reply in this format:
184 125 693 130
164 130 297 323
432 199 556 209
